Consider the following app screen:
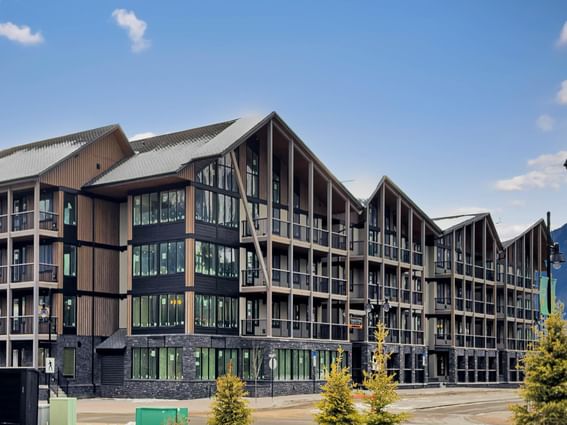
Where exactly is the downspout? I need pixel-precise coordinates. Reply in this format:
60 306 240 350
91 199 95 394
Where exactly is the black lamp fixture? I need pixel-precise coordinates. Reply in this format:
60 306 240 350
563 158 567 172
551 243 566 270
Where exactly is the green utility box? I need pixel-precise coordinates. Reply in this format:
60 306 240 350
135 407 189 425
49 397 77 425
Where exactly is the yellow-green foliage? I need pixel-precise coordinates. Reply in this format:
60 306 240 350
510 311 567 425
362 323 408 425
315 347 362 425
208 363 252 425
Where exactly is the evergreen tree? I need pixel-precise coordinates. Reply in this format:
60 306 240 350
510 310 567 425
362 323 408 425
315 347 362 425
208 362 252 425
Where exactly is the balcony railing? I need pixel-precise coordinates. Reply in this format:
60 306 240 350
413 252 423 266
386 328 400 344
271 319 291 337
351 283 366 299
486 336 496 349
313 275 329 293
383 245 398 261
0 214 7 233
401 249 411 264
456 262 464 275
485 303 495 315
331 232 347 250
272 269 290 288
435 297 451 310
435 260 451 273
475 336 486 348
39 211 58 231
475 301 485 314
401 330 412 344
271 218 290 238
0 265 7 284
507 274 514 285
331 278 347 296
11 264 33 283
12 211 34 231
412 330 424 344
313 228 329 246
242 319 267 336
465 299 473 312
331 324 348 340
455 334 465 346
486 269 495 281
413 291 423 305
350 240 365 256
313 322 330 339
384 286 398 301
455 298 464 311
39 263 58 283
465 264 473 276
292 223 310 242
242 269 263 287
369 241 381 257
0 316 6 334
292 271 310 291
292 321 312 338
10 316 34 334
401 290 411 304
369 284 380 300
507 306 515 317
475 266 484 279
435 333 451 346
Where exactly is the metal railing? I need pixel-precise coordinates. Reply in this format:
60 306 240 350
272 269 290 288
485 303 495 315
313 228 329 246
369 241 381 257
465 264 473 276
0 265 7 284
384 286 398 301
292 223 310 242
455 298 464 310
413 252 423 266
435 260 451 273
435 333 451 346
474 336 486 348
272 218 289 238
0 316 6 334
12 211 34 231
271 319 291 337
242 269 263 286
456 262 464 274
292 321 312 338
331 232 346 250
401 290 411 303
412 330 424 344
331 324 348 340
313 322 330 339
39 263 58 282
292 271 310 290
313 275 329 293
401 249 411 264
10 316 34 334
39 211 58 231
11 263 33 283
350 240 365 255
0 214 7 233
413 291 423 305
331 278 347 295
383 245 398 260
369 284 380 300
435 297 451 309
475 301 485 314
401 330 412 344
475 266 484 279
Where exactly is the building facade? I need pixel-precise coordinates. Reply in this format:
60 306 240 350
0 112 552 398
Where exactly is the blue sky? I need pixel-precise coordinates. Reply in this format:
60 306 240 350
1 1 567 238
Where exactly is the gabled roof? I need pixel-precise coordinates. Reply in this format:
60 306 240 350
502 218 549 247
88 116 263 187
365 176 442 235
433 212 504 250
0 124 121 185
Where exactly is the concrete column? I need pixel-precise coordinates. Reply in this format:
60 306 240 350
32 181 40 368
6 188 12 366
267 120 273 337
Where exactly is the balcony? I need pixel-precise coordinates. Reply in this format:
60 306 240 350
242 269 263 287
241 319 267 336
435 297 451 311
0 316 6 334
465 299 473 312
313 228 329 246
385 328 400 344
292 223 310 242
292 321 312 338
435 261 451 274
455 298 464 311
12 211 34 232
524 309 532 320
313 322 330 339
369 241 381 257
401 290 411 304
486 336 496 349
292 271 310 291
369 284 380 300
435 333 451 346
241 218 291 239
412 292 423 305
0 215 6 233
271 319 291 337
351 283 366 299
486 269 495 281
350 241 365 256
313 275 329 293
412 330 424 344
507 274 514 285
516 309 524 319
474 336 486 348
474 266 484 279
331 232 346 250
272 269 290 288
413 252 423 266
0 266 7 284
384 286 398 301
507 306 515 317
456 262 464 275
401 249 410 264
465 264 473 276
455 334 465 346
383 245 398 261
11 264 33 283
39 211 58 231
401 329 412 344
39 263 58 283
271 218 290 238
474 301 485 314
331 278 347 296
485 303 495 315
331 324 348 340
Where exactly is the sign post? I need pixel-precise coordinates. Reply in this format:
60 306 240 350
45 357 55 403
268 352 277 399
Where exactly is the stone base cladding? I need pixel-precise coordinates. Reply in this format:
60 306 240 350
445 347 500 384
96 334 351 400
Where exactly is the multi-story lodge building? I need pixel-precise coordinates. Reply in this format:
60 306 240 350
0 112 552 398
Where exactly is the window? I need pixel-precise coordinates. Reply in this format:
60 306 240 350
217 193 238 228
133 241 184 277
316 350 347 380
132 294 184 328
195 348 238 380
132 189 185 227
195 241 238 278
196 154 237 192
275 349 311 381
63 348 76 378
246 143 259 198
63 245 77 277
195 190 239 228
242 348 264 380
273 163 280 204
63 193 76 226
196 189 215 223
132 347 182 380
194 294 238 329
63 296 76 328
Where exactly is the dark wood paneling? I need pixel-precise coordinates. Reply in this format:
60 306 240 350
132 222 185 244
194 274 239 296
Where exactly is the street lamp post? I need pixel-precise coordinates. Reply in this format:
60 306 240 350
546 211 565 315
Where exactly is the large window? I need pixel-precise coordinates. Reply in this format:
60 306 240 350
132 241 185 277
195 241 238 278
63 296 76 328
194 294 238 329
132 294 184 329
132 189 185 227
246 144 259 198
63 193 76 226
195 348 238 380
242 348 265 380
63 245 77 277
195 189 238 228
132 347 182 380
275 349 311 381
316 350 347 380
196 154 237 192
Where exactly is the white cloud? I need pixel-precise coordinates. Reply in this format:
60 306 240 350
558 21 567 46
495 150 567 191
536 114 554 132
557 81 567 105
130 132 156 141
112 9 149 52
0 22 43 45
